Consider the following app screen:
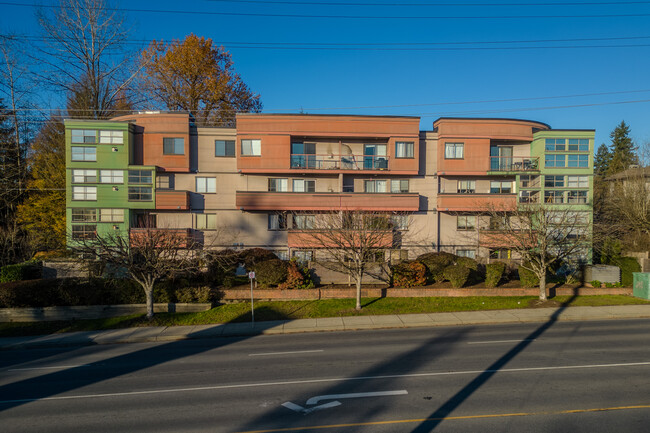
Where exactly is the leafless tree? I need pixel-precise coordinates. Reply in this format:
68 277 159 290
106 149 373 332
479 204 592 300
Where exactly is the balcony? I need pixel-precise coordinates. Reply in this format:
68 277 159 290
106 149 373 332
290 154 389 171
129 228 196 248
489 156 539 172
155 190 190 210
437 194 516 212
288 230 394 248
236 192 420 211
479 230 531 249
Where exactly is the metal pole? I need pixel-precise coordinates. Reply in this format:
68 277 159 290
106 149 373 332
250 277 255 326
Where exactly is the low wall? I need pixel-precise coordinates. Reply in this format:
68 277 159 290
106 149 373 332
0 303 212 322
221 287 632 301
309 262 389 285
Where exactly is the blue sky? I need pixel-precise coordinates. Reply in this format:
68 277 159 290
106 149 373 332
2 0 650 148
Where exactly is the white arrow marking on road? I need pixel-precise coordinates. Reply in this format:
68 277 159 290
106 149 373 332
282 390 408 414
282 401 342 414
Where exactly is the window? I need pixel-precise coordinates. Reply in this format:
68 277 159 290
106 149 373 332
457 215 476 230
545 154 566 168
544 190 564 204
457 180 475 194
457 249 476 259
568 138 589 152
71 224 96 240
567 190 588 204
490 181 512 194
163 137 184 155
293 179 315 192
292 250 312 263
545 175 565 188
128 170 152 184
72 169 97 183
215 140 236 157
196 214 217 230
100 170 123 184
489 216 508 230
489 249 510 260
71 146 96 161
99 130 123 144
520 175 539 188
71 129 97 144
395 141 414 158
274 250 289 261
268 178 288 192
128 187 152 201
365 179 387 193
196 177 216 193
72 186 97 201
391 214 409 230
567 176 588 188
156 174 172 189
391 179 409 193
545 138 566 151
71 208 96 222
241 139 261 156
519 190 538 203
99 208 124 222
268 213 287 231
293 214 315 229
568 154 589 168
445 142 464 159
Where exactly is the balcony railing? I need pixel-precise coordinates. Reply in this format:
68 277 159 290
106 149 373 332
489 156 539 172
155 190 190 210
236 191 419 211
129 228 197 248
290 154 390 170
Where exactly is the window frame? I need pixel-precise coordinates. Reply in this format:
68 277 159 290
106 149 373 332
196 177 216 193
544 175 565 188
196 213 217 230
364 179 387 193
545 138 566 152
568 154 589 168
457 215 476 231
163 137 185 155
71 146 96 162
568 138 589 152
71 224 97 240
567 190 588 204
456 249 476 259
567 175 589 188
71 129 97 144
99 208 124 222
292 214 315 230
268 213 288 231
128 170 152 185
444 142 464 159
544 190 565 204
395 141 414 159
457 180 476 194
391 179 409 193
241 139 262 156
490 180 512 194
268 178 288 192
545 154 566 168
128 186 153 202
72 186 97 201
215 140 236 157
71 208 97 222
99 130 124 144
391 214 409 230
72 169 97 184
292 179 316 193
99 169 124 184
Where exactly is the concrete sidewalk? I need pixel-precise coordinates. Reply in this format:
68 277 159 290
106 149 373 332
2 304 650 350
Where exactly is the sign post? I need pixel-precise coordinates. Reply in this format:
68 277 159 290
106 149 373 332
248 271 256 326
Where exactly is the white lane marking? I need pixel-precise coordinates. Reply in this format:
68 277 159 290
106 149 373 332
8 365 90 372
2 361 649 404
306 390 408 405
249 350 324 357
282 401 342 414
468 339 536 345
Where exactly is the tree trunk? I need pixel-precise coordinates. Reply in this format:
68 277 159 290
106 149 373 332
539 272 547 301
355 277 362 310
144 283 155 320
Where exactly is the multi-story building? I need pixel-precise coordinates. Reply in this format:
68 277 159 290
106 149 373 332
65 113 593 263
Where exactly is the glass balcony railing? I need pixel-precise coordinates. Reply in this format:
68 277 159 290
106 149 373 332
490 156 539 172
290 154 390 170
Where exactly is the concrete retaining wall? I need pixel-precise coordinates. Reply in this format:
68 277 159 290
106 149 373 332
0 303 212 322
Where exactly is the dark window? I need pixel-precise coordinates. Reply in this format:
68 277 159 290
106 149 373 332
71 209 96 222
71 224 97 240
128 187 152 201
163 137 184 155
215 140 236 157
128 170 152 184
268 214 287 231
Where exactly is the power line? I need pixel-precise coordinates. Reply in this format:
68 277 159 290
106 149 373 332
206 0 650 6
2 2 650 19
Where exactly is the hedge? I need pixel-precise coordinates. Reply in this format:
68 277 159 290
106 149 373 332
611 257 641 287
518 263 540 288
0 262 42 283
443 265 470 288
253 259 288 288
485 262 506 288
392 261 427 288
417 252 457 283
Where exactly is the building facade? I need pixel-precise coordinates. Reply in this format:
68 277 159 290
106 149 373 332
65 113 594 262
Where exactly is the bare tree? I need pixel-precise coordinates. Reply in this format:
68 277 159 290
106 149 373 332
480 204 591 301
291 211 400 310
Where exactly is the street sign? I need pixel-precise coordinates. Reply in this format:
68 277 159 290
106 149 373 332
248 271 255 279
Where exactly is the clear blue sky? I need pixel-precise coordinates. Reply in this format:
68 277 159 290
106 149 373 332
2 0 650 148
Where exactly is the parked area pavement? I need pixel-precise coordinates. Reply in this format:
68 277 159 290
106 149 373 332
2 304 650 350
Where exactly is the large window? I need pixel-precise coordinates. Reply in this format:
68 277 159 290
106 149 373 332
395 141 414 158
268 178 288 192
292 250 313 263
457 215 476 231
99 130 123 144
567 175 588 188
545 154 566 168
391 179 409 193
365 179 387 193
128 170 152 184
71 224 96 240
196 214 217 230
568 190 588 204
445 142 464 159
71 146 96 161
544 190 564 204
128 187 152 201
457 180 475 194
196 177 216 193
268 213 287 231
99 208 124 222
545 175 565 188
241 139 261 156
457 249 476 259
293 179 315 192
163 137 184 155
568 154 589 168
568 138 589 152
72 169 97 183
490 181 512 194
545 138 566 151
71 208 96 222
72 186 97 201
215 140 236 157
100 170 123 184
71 129 97 144
293 214 315 229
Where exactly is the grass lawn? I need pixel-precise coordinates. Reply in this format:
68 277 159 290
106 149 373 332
1 294 648 338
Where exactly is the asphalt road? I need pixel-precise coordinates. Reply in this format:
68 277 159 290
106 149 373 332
1 318 649 432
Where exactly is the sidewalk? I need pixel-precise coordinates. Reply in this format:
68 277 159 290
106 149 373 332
2 304 650 350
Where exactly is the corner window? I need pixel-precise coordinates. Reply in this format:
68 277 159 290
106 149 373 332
457 180 475 194
72 186 97 201
196 214 217 230
128 187 152 201
100 170 123 184
163 137 185 155
71 208 96 222
71 146 96 161
99 208 124 222
241 139 261 156
71 129 97 144
268 213 287 231
196 177 216 193
445 142 464 159
567 176 588 188
545 154 566 168
99 130 123 144
128 170 152 184
395 141 414 158
293 179 315 192
457 215 476 231
567 191 588 204
268 178 288 192
568 139 589 152
391 179 409 193
72 169 97 183
215 140 236 157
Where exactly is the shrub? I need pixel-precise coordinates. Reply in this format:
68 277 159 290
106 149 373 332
590 280 602 288
278 260 314 290
253 259 288 288
392 261 427 288
443 265 470 288
612 257 641 287
485 262 506 288
417 252 457 283
518 263 540 288
205 249 240 284
238 248 279 269
0 261 42 282
174 286 215 303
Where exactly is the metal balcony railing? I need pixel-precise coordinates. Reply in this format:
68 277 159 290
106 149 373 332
290 154 390 170
490 156 539 172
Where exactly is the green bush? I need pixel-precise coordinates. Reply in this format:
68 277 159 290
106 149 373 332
205 249 239 284
518 263 540 288
0 261 42 282
238 248 279 269
612 257 640 287
174 286 215 303
392 261 427 288
590 280 602 288
485 262 506 288
253 259 288 288
443 265 470 288
417 252 457 283
278 260 314 290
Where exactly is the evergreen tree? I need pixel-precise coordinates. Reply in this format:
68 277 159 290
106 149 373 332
594 143 612 177
607 121 638 175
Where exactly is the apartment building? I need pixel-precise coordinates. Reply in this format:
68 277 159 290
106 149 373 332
65 113 593 263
